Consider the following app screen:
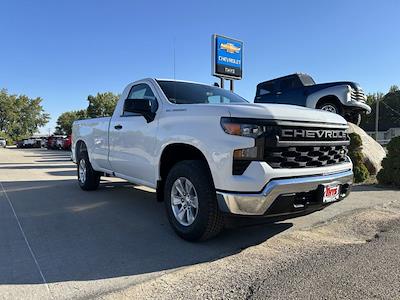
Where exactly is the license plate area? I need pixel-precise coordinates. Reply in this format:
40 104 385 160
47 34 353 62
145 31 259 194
322 183 341 203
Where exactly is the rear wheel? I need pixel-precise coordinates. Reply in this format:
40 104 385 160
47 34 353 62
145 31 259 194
77 151 100 191
164 160 224 241
346 112 362 125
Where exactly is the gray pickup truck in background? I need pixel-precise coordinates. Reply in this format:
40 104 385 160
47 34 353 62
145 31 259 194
255 73 371 125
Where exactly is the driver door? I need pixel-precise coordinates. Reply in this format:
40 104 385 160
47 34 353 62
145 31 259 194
108 83 159 186
275 77 305 106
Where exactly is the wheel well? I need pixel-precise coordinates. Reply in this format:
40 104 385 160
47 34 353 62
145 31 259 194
157 143 212 201
316 95 342 112
75 140 87 159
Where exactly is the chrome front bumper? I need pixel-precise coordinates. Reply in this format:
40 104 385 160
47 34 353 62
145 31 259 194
216 170 353 216
346 100 372 114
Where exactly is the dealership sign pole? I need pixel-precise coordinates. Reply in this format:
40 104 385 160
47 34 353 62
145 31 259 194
212 34 243 92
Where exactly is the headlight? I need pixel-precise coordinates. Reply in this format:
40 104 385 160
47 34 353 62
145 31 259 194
220 117 265 138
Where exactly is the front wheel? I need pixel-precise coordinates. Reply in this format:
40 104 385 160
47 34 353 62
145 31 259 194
77 152 101 191
317 102 341 115
164 160 224 241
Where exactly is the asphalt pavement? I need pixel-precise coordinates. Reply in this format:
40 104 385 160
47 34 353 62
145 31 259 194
0 148 399 299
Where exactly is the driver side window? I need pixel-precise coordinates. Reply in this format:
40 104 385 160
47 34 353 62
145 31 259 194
124 84 157 116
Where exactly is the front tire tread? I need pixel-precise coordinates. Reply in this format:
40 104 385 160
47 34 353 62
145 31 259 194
164 160 224 241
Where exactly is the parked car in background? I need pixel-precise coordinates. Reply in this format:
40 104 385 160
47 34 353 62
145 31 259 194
16 138 42 148
16 140 24 148
46 135 71 150
63 135 72 150
0 138 6 148
254 73 371 125
40 138 48 148
47 136 56 149
47 135 62 149
55 137 64 149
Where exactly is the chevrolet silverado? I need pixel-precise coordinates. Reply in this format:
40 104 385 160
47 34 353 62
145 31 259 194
72 79 353 241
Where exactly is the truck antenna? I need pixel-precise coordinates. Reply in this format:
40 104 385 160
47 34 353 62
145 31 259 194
172 37 177 103
173 37 176 81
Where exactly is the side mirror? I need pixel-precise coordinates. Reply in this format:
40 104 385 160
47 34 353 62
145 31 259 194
123 98 156 123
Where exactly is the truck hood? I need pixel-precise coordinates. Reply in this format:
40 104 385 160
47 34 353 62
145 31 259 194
312 81 360 90
227 103 348 125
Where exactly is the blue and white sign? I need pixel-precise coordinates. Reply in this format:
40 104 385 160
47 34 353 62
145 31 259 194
212 34 243 80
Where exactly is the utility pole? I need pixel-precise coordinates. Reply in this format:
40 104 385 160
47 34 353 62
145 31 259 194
375 95 380 141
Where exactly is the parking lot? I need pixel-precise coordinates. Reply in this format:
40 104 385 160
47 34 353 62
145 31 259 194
1 148 399 299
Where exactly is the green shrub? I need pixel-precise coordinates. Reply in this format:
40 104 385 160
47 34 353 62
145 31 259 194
386 136 400 156
350 151 363 164
377 136 400 186
348 132 370 183
353 165 370 183
348 133 362 152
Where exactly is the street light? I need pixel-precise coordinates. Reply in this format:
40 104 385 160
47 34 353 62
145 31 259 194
375 95 379 141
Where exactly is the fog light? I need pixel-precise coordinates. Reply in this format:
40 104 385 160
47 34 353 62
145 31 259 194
233 147 259 159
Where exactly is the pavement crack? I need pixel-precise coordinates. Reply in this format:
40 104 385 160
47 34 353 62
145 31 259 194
0 181 53 298
245 284 256 300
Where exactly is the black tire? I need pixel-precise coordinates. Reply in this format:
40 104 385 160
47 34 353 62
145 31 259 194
346 112 362 126
317 101 342 115
164 160 224 241
77 151 101 191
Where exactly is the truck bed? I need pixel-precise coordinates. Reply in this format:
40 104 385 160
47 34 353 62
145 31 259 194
72 117 111 166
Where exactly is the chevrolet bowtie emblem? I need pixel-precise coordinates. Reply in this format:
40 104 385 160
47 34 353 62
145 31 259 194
220 42 241 54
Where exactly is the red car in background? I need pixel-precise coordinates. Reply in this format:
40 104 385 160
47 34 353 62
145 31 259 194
63 135 71 150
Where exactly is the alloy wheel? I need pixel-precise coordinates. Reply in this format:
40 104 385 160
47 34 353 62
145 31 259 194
79 159 87 184
171 177 199 226
321 104 338 114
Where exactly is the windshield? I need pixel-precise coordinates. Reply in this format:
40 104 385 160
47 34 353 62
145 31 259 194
299 74 316 86
157 80 248 104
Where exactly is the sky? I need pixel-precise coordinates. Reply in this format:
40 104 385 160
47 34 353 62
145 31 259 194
1 0 399 133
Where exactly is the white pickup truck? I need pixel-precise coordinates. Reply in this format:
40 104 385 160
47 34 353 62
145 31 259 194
72 78 353 241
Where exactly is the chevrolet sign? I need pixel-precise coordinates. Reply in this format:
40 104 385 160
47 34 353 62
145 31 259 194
220 42 241 54
281 129 348 140
212 34 243 80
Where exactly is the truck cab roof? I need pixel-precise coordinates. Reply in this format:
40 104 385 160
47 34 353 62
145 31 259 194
257 73 316 88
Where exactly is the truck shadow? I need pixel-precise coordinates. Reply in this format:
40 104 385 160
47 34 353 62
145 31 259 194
0 178 292 285
351 184 399 192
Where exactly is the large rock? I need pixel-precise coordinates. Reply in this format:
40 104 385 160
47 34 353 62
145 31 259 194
347 123 386 175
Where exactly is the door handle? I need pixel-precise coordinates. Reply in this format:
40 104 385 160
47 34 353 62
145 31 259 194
114 124 123 130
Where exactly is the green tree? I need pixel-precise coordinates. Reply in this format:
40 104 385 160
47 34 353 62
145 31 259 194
86 92 119 118
377 136 400 186
55 109 87 135
360 89 400 132
0 89 49 141
0 89 16 132
365 92 384 106
389 85 399 93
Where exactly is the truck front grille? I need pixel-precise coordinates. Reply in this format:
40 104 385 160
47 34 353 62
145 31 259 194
264 145 348 169
228 118 350 174
351 89 366 101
